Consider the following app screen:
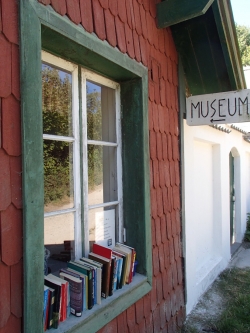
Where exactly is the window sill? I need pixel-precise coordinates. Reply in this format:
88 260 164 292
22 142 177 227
49 274 151 333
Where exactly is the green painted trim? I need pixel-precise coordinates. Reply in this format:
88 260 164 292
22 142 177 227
212 0 246 90
157 0 214 28
20 1 44 332
20 1 152 332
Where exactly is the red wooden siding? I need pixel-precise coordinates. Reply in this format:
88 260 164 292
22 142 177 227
37 0 185 332
0 0 22 332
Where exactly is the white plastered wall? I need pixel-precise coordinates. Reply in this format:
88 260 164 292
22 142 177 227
184 122 250 314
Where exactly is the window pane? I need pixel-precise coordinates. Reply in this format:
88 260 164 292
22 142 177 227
42 64 73 136
88 145 117 205
87 81 116 142
44 139 74 213
88 206 118 251
44 212 75 275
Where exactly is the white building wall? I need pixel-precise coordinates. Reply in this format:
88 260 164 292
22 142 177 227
184 122 250 314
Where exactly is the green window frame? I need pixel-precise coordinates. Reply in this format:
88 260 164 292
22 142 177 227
20 1 152 332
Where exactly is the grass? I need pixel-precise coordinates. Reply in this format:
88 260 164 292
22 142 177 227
181 268 250 333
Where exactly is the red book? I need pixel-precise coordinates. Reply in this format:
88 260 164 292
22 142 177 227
93 243 113 260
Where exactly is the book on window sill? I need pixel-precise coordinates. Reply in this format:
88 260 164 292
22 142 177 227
66 267 87 311
43 286 50 331
79 257 103 305
46 287 55 330
109 255 118 296
92 243 113 260
112 250 126 289
45 274 68 323
67 261 94 310
112 244 132 285
116 243 136 283
59 271 82 317
88 252 111 299
44 275 62 329
74 260 95 307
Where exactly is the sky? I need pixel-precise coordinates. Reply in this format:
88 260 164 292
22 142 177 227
231 0 250 27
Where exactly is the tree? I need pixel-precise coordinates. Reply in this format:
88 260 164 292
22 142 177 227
236 25 250 66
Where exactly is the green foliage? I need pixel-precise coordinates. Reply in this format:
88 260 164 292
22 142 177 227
244 213 250 242
236 25 250 66
42 66 73 205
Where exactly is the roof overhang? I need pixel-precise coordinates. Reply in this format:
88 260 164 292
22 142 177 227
157 0 246 95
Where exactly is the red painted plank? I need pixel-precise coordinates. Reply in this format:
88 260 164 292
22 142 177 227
126 0 133 29
10 156 22 209
109 0 118 16
162 133 168 161
0 1 2 32
149 129 157 161
151 187 157 219
156 274 163 305
163 107 169 135
150 275 157 311
164 160 170 188
139 5 147 40
170 160 175 187
143 292 151 319
167 58 173 83
138 319 146 333
139 35 148 67
162 186 168 214
11 260 23 318
145 312 153 333
155 217 161 246
156 131 163 161
165 79 171 110
148 80 154 102
117 0 127 23
133 2 142 36
126 304 136 332
152 102 159 132
11 44 20 101
160 215 167 243
133 30 141 63
79 0 94 33
0 314 21 333
1 204 22 266
166 212 172 237
152 159 159 189
146 11 153 45
156 187 163 217
117 311 128 333
0 261 10 328
125 23 135 59
2 95 21 156
158 243 165 273
151 217 156 247
99 0 109 9
148 100 154 131
158 30 165 55
142 0 150 12
158 104 165 133
159 159 165 189
115 16 126 53
0 149 11 211
160 79 166 107
154 81 160 105
164 29 170 55
0 34 11 98
152 302 161 333
135 297 144 325
92 0 106 40
172 135 179 162
51 0 67 16
149 0 157 18
104 9 117 47
167 133 172 161
66 0 81 25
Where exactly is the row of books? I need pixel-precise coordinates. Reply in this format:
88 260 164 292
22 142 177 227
43 242 136 330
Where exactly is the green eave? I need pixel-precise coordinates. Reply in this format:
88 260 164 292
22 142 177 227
158 0 246 95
